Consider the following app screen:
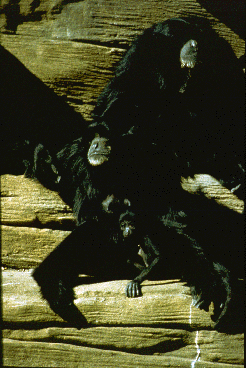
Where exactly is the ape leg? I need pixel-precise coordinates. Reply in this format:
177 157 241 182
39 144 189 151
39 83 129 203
211 263 244 333
32 219 140 327
165 231 229 324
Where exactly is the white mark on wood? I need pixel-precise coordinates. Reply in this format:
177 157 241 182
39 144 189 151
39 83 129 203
2 283 20 286
189 302 201 367
191 331 201 368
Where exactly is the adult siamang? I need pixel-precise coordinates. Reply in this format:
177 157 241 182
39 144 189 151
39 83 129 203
87 16 244 196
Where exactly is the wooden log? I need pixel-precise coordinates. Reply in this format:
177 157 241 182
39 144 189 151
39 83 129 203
1 174 244 269
1 225 70 268
181 174 244 214
2 270 211 329
3 338 244 368
3 329 244 365
2 270 244 367
1 174 75 228
0 36 125 119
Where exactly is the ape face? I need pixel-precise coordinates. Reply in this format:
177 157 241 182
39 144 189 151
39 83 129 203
119 211 136 238
87 135 111 166
180 39 199 68
101 194 138 240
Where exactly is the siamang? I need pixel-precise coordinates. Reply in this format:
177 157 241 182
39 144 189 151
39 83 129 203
87 16 244 196
30 125 244 332
30 131 244 332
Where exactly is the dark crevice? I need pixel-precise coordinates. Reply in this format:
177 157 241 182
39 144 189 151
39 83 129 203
2 320 210 332
1 220 76 231
70 38 129 50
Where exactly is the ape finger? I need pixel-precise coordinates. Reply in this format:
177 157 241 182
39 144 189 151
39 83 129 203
125 280 142 298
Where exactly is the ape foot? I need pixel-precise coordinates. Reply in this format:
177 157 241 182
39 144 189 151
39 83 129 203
125 280 142 298
190 276 227 321
190 285 211 312
33 269 87 329
48 299 87 329
211 276 244 333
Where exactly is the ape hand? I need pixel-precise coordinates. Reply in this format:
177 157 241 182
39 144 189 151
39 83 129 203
125 280 142 298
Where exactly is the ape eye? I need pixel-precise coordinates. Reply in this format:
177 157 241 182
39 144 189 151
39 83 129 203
124 198 131 206
190 40 197 49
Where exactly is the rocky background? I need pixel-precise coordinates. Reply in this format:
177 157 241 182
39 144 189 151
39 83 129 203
1 0 244 366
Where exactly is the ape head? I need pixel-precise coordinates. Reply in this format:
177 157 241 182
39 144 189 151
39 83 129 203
119 210 136 239
101 194 141 243
180 39 199 69
87 134 111 166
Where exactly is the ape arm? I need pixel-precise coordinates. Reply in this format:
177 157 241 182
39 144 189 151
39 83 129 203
125 237 160 298
25 143 61 190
